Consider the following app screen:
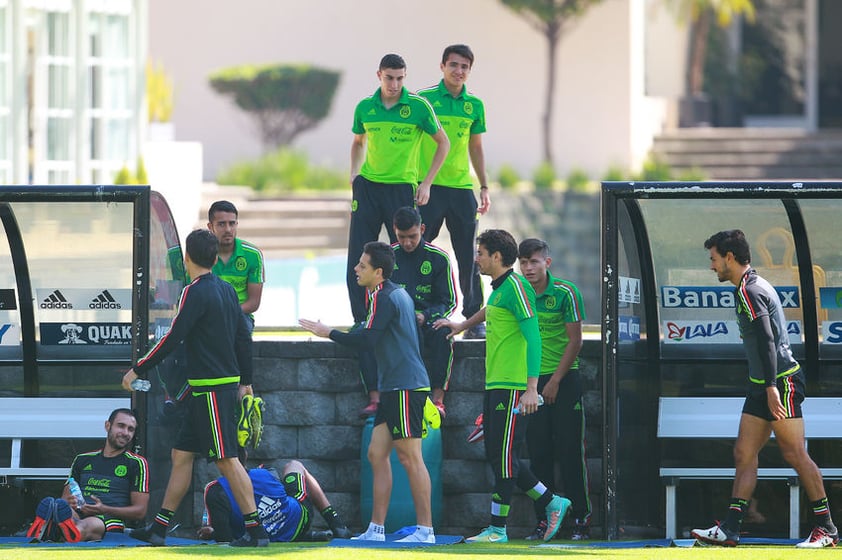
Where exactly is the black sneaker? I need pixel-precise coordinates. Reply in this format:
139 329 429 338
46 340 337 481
230 526 269 547
331 525 352 539
524 520 547 541
129 524 166 546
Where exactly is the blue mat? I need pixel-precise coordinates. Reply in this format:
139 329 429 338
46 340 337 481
0 532 213 548
329 527 464 548
538 537 801 549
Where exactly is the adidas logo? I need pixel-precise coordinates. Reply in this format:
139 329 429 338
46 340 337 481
392 426 400 434
574 402 582 411
83 464 93 471
89 289 121 309
41 290 72 309
495 403 506 411
433 100 442 107
367 108 376 115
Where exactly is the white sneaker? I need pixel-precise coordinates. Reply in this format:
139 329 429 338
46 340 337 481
690 522 739 546
351 524 386 542
796 526 838 548
395 527 435 543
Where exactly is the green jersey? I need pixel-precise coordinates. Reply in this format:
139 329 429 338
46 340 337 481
212 238 264 312
352 86 441 184
535 271 586 375
485 270 542 390
416 81 486 189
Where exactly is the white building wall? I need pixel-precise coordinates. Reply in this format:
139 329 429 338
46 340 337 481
149 0 683 181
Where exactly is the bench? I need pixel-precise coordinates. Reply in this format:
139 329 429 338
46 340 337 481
658 396 842 540
0 397 130 480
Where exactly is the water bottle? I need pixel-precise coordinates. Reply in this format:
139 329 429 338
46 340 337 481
67 477 85 510
202 508 209 526
514 394 544 415
131 378 151 392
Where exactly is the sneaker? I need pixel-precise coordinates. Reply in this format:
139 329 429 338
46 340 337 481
129 523 167 547
395 527 435 543
359 401 379 418
571 518 590 541
53 499 81 543
796 526 839 548
467 413 484 443
524 520 547 541
463 323 486 339
331 525 352 539
691 521 739 546
352 524 385 541
229 529 269 547
544 495 572 542
26 497 55 541
466 526 508 543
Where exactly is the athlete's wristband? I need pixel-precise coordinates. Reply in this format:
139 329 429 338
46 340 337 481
480 185 488 190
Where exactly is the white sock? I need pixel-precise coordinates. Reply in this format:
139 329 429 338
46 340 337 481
417 525 434 536
368 522 385 535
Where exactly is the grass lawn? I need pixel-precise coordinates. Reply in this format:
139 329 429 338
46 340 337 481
0 541 833 560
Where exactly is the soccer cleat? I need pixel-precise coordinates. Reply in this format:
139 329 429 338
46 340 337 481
524 520 547 541
571 518 590 541
359 401 379 418
129 523 167 546
352 524 386 541
691 521 739 546
237 394 265 449
395 527 435 543
544 495 572 542
466 526 508 543
229 531 269 547
796 526 839 548
26 497 55 541
53 498 82 543
467 413 484 443
424 397 441 429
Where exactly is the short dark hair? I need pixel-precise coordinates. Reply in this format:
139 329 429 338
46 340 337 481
477 229 518 267
518 238 550 259
442 44 474 67
107 408 136 424
364 241 395 280
704 229 752 265
393 206 422 231
379 53 406 71
186 229 219 269
208 200 238 222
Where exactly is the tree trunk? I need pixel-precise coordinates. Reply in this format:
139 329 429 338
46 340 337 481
542 23 560 165
687 9 712 96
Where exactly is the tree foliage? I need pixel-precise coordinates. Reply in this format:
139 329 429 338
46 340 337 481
499 0 603 165
209 64 341 149
664 0 756 95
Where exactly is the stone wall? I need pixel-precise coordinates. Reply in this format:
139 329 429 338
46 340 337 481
183 338 603 538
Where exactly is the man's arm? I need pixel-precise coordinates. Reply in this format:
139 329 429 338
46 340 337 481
469 134 490 215
350 133 367 184
75 491 150 522
416 129 450 206
241 282 263 315
754 313 786 420
518 315 543 414
433 307 485 338
542 321 583 404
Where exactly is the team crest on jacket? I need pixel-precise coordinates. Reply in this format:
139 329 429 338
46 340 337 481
400 105 411 118
420 261 432 275
545 295 556 309
463 101 473 115
235 256 247 271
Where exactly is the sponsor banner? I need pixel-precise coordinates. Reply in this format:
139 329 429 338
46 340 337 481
0 289 16 310
40 322 132 345
618 315 640 341
0 323 19 346
822 321 842 343
819 287 842 309
618 276 640 304
36 288 132 311
661 285 799 309
663 320 802 344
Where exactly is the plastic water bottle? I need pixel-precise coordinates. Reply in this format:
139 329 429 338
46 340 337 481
131 378 151 392
67 477 85 510
202 508 209 527
513 394 544 415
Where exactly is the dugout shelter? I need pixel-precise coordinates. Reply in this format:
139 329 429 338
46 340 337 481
0 185 184 531
601 181 842 540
